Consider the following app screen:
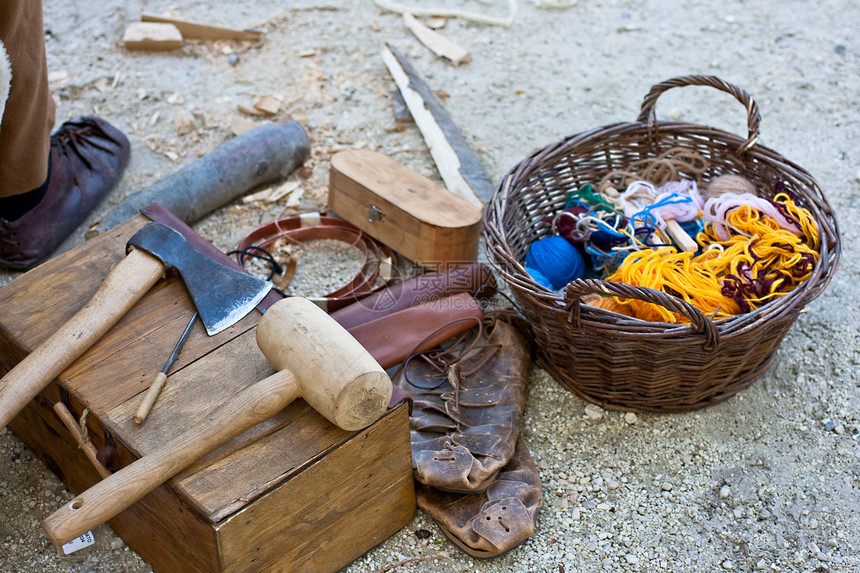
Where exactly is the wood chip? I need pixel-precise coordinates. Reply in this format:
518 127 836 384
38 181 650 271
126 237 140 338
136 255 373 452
424 16 448 30
173 107 196 135
402 13 470 65
122 22 183 51
230 115 258 136
253 95 281 115
237 103 265 116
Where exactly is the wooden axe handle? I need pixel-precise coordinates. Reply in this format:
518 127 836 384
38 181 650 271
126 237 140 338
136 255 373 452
0 249 165 430
42 368 300 545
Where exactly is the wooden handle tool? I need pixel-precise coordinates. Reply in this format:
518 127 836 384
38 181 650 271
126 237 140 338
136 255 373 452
134 311 199 424
0 221 272 432
42 297 392 546
0 249 165 431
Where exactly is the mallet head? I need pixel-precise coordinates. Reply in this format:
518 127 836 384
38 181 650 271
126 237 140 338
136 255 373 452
256 297 392 431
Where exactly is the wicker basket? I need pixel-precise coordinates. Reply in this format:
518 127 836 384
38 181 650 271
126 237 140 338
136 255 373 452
484 75 841 413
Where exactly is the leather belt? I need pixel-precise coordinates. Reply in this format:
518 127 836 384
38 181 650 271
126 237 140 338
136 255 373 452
233 212 396 312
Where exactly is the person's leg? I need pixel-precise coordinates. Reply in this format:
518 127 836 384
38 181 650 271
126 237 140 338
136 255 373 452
0 1 131 270
0 0 56 199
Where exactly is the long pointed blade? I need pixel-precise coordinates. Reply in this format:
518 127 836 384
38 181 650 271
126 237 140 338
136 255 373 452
382 43 495 208
127 223 272 335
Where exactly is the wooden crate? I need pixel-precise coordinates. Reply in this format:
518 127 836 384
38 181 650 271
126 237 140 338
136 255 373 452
0 215 415 572
328 149 483 267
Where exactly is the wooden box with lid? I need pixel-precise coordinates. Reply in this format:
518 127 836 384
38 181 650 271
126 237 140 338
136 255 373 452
328 149 483 268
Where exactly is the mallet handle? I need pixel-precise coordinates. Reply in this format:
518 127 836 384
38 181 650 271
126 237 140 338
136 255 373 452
0 249 165 430
42 369 300 545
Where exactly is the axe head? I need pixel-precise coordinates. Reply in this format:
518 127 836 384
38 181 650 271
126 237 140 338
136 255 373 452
127 222 272 335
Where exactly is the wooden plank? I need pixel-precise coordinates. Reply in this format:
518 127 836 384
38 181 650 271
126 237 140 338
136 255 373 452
61 284 260 417
174 404 348 521
102 330 271 457
141 12 263 41
403 13 471 65
217 402 415 572
122 22 183 51
99 328 358 523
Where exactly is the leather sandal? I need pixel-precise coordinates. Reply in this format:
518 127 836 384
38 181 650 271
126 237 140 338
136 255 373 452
397 316 531 493
416 436 543 559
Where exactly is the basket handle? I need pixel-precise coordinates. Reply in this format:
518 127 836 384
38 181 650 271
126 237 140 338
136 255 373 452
564 278 720 351
636 75 761 155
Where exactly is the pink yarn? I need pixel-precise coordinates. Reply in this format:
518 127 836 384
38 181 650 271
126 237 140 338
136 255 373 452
702 193 801 240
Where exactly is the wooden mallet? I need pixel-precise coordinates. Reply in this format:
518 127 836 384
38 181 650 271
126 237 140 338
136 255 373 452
42 296 392 546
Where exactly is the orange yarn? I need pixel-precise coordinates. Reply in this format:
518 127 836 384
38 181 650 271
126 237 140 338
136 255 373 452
592 195 820 323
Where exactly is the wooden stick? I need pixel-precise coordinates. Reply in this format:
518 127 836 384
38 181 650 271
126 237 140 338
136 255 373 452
402 13 471 65
381 44 485 209
664 219 698 253
52 403 112 480
141 13 263 41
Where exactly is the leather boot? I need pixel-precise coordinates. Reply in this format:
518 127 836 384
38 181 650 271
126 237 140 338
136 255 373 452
397 317 531 493
416 436 543 558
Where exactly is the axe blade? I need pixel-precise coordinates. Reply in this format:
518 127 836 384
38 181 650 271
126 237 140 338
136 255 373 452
127 222 272 335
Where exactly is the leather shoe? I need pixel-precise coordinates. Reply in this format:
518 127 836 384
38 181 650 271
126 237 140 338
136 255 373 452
397 317 532 493
0 116 130 270
416 436 543 559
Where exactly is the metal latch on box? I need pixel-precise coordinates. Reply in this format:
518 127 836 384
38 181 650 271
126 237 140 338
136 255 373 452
368 205 384 223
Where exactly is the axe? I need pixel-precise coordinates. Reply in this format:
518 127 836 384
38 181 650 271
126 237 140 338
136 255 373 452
0 221 272 430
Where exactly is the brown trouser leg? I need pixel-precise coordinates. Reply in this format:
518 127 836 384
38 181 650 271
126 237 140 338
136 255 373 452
0 0 56 197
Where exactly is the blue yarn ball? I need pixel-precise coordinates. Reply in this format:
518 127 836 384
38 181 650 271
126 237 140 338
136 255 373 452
525 236 585 290
525 265 553 290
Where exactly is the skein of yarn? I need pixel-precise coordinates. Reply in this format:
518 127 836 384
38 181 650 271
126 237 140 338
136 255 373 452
704 174 756 200
525 236 585 290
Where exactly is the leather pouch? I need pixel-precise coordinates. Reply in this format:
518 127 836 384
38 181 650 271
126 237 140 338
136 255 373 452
348 292 483 370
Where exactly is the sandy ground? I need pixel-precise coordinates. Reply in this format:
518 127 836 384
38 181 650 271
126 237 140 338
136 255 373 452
1 0 858 571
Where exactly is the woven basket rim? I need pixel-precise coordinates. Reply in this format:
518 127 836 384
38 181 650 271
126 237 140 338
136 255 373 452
484 118 841 341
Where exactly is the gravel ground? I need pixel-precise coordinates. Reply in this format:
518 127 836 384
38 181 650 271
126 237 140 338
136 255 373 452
1 1 858 572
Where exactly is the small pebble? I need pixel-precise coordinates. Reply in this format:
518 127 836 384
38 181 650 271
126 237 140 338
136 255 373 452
723 560 734 570
824 420 835 431
625 553 640 565
624 412 638 424
228 53 239 66
584 404 603 420
808 541 820 555
719 485 731 499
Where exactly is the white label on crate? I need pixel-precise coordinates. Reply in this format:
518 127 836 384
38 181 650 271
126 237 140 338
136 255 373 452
62 531 95 554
